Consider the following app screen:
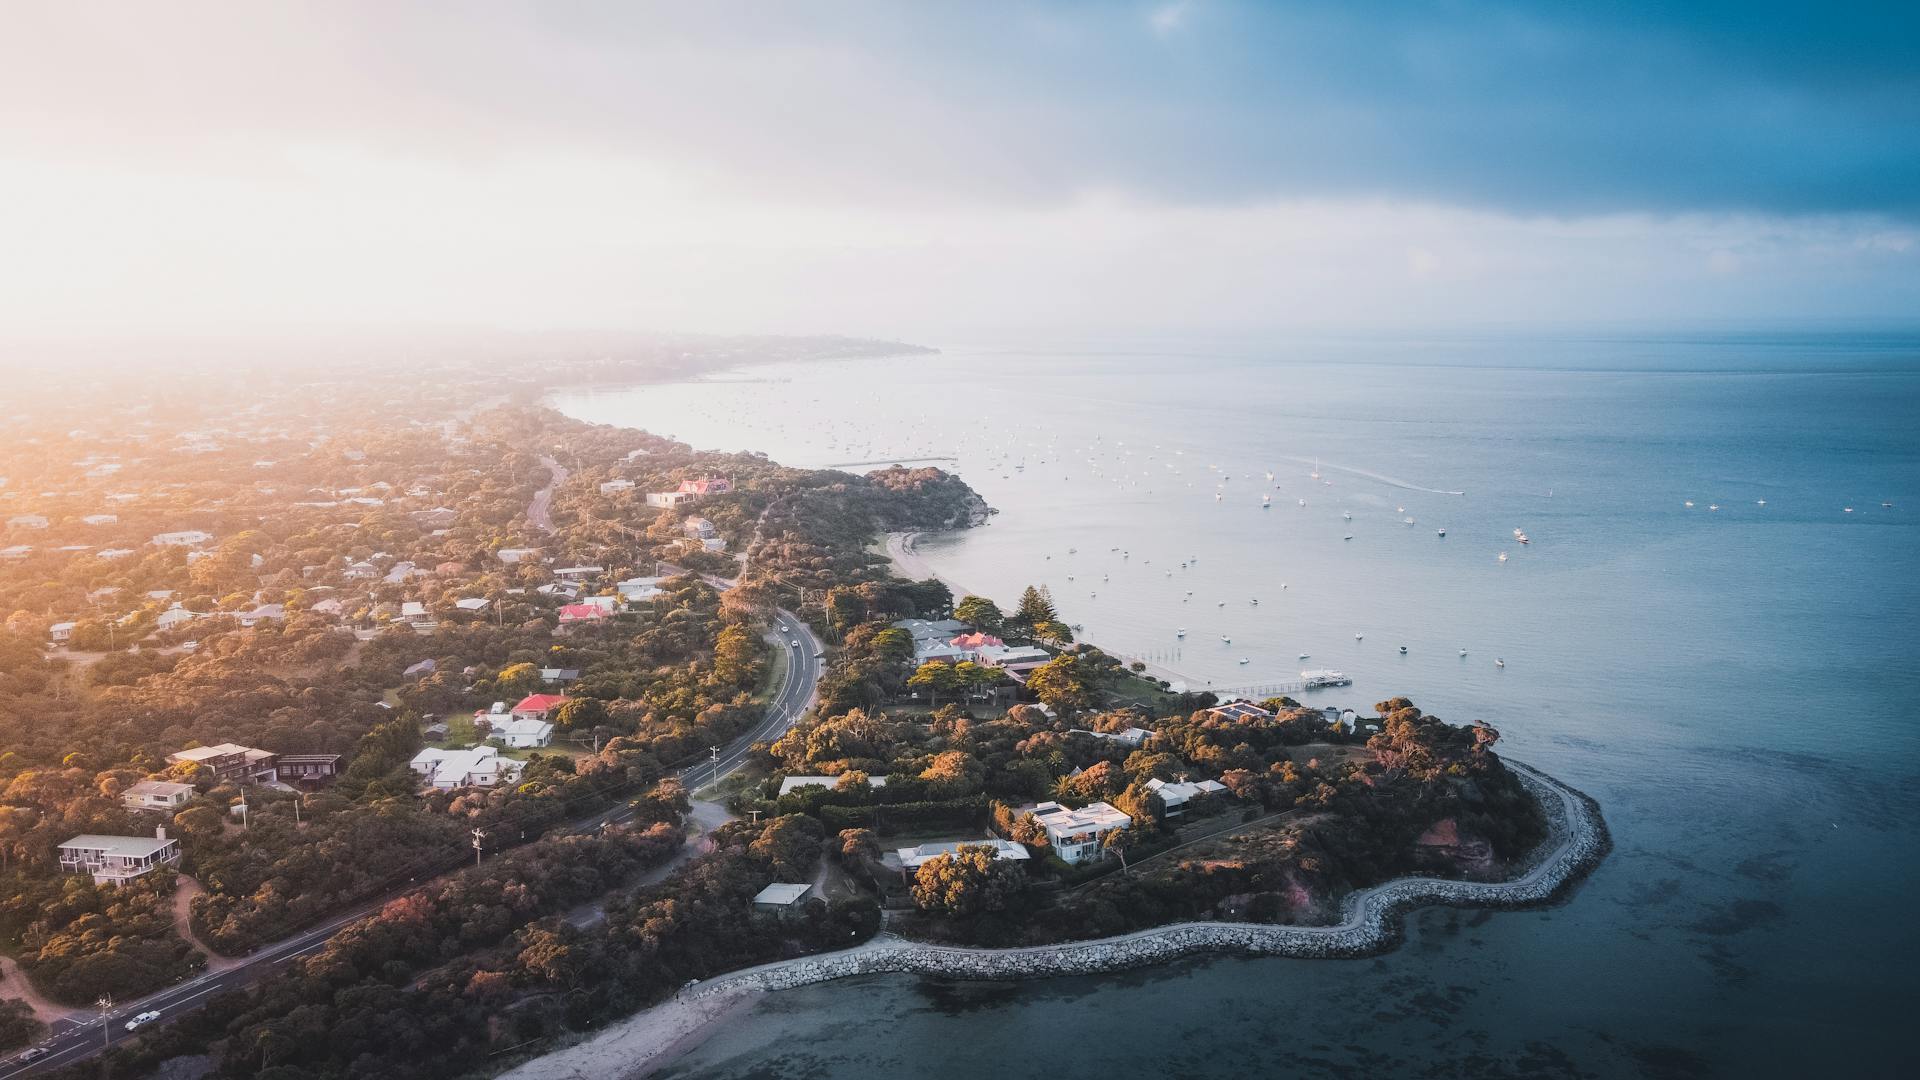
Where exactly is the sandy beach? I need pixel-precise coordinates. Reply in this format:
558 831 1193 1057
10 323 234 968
499 987 759 1080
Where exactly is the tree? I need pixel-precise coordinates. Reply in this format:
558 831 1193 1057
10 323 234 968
837 828 881 863
1012 585 1057 632
1032 620 1074 647
1025 655 1090 717
1103 826 1137 872
712 624 760 688
918 750 984 795
552 696 609 732
495 662 541 698
1009 812 1048 847
907 662 958 707
910 844 1027 917
954 595 1004 632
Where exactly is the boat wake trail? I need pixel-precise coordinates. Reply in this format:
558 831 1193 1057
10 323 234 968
1277 456 1466 496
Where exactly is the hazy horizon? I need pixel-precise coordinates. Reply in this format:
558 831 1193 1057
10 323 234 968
3 1 1917 345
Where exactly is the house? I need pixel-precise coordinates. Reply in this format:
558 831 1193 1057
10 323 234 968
237 603 285 627
644 489 698 509
342 561 379 580
0 545 32 560
750 882 813 917
400 601 428 619
96 547 134 560
151 530 213 546
498 716 554 748
48 621 76 644
408 507 459 528
558 600 614 624
681 516 716 539
167 743 278 784
156 604 201 631
497 547 539 564
893 839 1030 875
778 774 889 797
1205 700 1275 723
408 745 523 789
509 693 569 721
552 565 604 580
616 576 666 602
58 830 182 886
6 514 49 530
121 780 195 815
700 537 727 552
383 561 424 584
973 644 1052 673
275 754 342 785
645 477 732 508
597 479 634 495
539 667 581 685
1079 726 1155 749
454 597 491 613
1027 801 1132 864
311 597 346 616
1145 777 1229 816
82 513 119 526
951 632 1004 650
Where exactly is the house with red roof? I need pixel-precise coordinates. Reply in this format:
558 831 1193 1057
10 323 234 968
950 631 1004 650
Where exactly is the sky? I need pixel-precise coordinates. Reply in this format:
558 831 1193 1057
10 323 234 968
1 0 1916 343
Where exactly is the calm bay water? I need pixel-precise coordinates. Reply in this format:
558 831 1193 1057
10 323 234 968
552 334 1920 1078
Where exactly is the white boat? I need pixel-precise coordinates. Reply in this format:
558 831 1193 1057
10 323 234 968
1297 652 1310 660
1344 534 1353 540
1403 516 1416 525
1459 649 1468 657
1250 598 1259 606
1708 505 1718 512
1498 551 1508 562
1495 658 1505 668
1844 506 1854 513
1262 495 1271 506
1398 645 1408 654
1297 498 1306 507
1355 633 1363 640
1343 511 1352 521
1685 500 1694 508
1221 635 1231 643
1239 657 1250 664
1436 528 1446 536
1176 628 1186 637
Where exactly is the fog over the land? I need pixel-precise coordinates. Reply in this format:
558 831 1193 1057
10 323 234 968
2 1 1915 342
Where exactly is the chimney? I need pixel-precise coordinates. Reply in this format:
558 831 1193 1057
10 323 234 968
156 825 168 841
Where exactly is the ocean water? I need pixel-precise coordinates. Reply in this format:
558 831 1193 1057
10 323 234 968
550 334 1920 1079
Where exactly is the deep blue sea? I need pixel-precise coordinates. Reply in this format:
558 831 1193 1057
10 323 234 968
552 333 1920 1079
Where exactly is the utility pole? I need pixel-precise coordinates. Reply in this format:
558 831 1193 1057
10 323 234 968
747 809 762 826
708 745 720 785
96 994 113 1049
237 796 248 829
471 828 486 868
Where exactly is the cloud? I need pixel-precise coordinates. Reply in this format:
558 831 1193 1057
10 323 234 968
1149 1 1194 36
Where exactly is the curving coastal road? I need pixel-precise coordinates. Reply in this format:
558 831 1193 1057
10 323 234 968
0 611 822 1078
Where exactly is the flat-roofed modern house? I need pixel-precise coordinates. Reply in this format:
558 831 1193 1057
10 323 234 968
1205 700 1275 723
1145 777 1230 816
167 743 278 784
750 882 813 917
893 839 1031 877
120 779 195 815
58 830 182 886
275 754 343 785
1028 800 1132 864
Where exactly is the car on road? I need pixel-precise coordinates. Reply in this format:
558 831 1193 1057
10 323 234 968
14 1047 49 1063
790 639 801 647
124 1011 161 1031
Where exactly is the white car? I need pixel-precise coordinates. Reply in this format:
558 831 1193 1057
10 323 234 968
790 640 801 647
124 1010 161 1031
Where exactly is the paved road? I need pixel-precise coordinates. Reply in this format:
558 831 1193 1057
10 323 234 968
0 609 821 1078
526 454 567 533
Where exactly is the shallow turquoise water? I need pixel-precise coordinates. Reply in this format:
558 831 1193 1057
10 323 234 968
552 333 1920 1078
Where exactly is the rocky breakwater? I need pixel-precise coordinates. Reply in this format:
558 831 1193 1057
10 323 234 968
697 760 1611 996
505 762 1609 1079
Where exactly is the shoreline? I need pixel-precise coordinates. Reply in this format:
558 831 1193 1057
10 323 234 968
499 760 1609 1080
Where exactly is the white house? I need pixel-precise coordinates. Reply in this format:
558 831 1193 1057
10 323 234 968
156 603 201 630
617 576 666 602
497 547 539 564
400 601 429 619
1028 800 1132 864
598 479 634 495
121 779 195 815
151 530 213 547
1145 777 1229 816
408 746 523 790
750 882 813 916
1080 726 1156 749
454 597 491 613
6 514 49 530
82 514 119 526
497 716 554 748
48 621 76 643
58 830 182 886
894 838 1030 872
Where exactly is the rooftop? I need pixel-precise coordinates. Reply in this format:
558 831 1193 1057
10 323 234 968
751 882 812 907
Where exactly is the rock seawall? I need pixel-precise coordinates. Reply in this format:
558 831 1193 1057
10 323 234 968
503 761 1608 1079
696 760 1609 993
